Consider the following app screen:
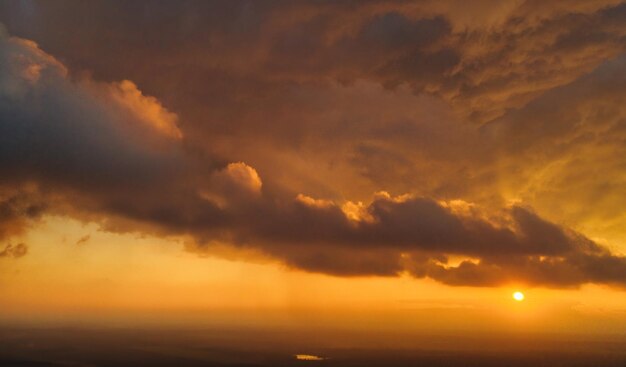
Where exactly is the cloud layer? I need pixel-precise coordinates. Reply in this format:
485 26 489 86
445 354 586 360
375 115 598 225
1 1 626 288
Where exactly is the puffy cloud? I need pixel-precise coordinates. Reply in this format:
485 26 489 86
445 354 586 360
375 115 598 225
214 162 262 194
203 162 262 208
0 28 194 227
107 80 183 139
193 191 623 287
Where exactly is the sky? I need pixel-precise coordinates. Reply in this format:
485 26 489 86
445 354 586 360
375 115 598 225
1 0 626 336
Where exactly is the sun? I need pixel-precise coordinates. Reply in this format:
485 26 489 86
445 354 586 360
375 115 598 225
513 291 525 301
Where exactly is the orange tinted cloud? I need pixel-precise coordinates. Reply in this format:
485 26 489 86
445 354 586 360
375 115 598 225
0 1 625 289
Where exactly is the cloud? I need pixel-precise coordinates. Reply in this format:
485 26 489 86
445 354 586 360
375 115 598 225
0 189 45 241
0 242 28 259
106 80 183 139
239 193 625 286
412 250 626 288
0 32 186 191
2 0 624 124
0 3 626 289
75 235 90 246
0 27 199 229
483 54 626 249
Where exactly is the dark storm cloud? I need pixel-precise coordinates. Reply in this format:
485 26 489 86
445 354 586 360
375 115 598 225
0 34 183 186
265 10 455 84
2 0 624 124
1 1 455 129
230 193 622 286
428 1 626 121
1 1 626 288
411 249 626 288
0 28 226 236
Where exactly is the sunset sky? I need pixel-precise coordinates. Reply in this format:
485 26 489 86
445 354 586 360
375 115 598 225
1 0 626 338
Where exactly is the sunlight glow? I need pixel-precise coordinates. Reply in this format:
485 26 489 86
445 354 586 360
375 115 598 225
295 354 324 361
513 291 525 301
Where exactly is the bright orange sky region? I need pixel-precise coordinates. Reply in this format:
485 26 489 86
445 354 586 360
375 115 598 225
1 0 626 345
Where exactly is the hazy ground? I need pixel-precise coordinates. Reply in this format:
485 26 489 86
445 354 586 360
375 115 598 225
1 328 626 366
